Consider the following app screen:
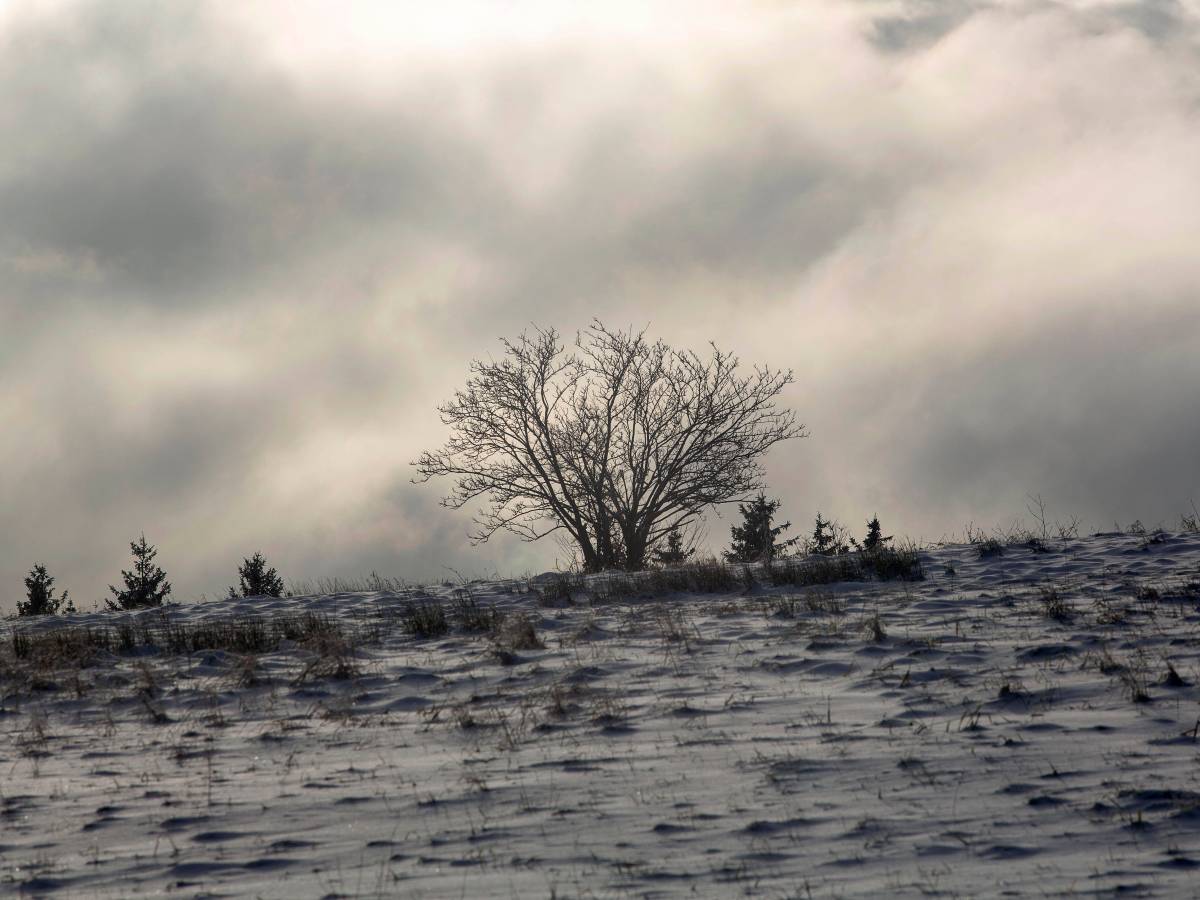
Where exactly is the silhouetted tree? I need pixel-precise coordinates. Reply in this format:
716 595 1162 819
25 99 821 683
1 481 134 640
726 494 798 563
19 564 74 617
858 515 892 553
415 322 804 571
809 512 850 556
107 535 171 611
652 525 696 566
227 552 285 599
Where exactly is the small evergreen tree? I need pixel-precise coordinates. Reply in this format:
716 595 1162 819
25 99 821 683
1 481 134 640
809 512 850 556
19 564 74 616
227 552 285 599
652 526 695 567
107 534 172 611
860 515 892 552
726 494 798 563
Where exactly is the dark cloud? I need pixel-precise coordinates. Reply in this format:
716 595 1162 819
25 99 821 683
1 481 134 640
866 0 989 51
1111 0 1194 40
0 1 508 309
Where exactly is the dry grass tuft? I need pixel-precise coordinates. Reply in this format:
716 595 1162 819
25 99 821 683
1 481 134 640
1037 585 1072 621
492 614 544 654
293 629 359 682
400 602 449 639
450 590 505 633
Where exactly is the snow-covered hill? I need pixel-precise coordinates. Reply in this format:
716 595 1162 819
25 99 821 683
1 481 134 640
3 531 1200 897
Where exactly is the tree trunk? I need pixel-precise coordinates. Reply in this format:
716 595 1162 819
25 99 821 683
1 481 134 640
623 526 648 572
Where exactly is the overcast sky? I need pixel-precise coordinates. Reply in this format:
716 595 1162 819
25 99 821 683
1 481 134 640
3 0 1199 611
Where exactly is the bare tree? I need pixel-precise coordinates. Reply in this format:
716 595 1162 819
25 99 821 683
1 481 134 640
413 322 804 572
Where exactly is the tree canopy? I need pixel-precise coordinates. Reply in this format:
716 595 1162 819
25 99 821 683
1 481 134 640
415 322 804 571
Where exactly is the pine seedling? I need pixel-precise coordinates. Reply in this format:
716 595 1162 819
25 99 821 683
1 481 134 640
227 552 285 599
108 535 172 611
19 564 74 616
726 494 798 563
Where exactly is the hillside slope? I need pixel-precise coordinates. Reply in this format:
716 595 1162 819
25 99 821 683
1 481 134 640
3 531 1200 897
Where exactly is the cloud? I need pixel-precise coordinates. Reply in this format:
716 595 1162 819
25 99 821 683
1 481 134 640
2 0 1199 610
0 0 511 315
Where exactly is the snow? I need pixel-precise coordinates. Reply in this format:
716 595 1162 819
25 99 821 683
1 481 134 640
3 531 1200 897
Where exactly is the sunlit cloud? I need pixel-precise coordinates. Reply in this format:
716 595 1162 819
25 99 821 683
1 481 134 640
2 0 1198 610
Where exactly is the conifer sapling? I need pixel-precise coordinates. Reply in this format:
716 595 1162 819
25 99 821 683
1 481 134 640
228 551 285 599
19 564 74 616
726 494 798 563
861 515 892 552
652 525 696 566
810 513 850 556
107 534 172 611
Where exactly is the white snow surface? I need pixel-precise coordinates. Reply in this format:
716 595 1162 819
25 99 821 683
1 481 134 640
3 532 1200 898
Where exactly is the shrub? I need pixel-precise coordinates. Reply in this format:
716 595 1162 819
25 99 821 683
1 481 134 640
4 613 373 676
18 564 74 617
1180 504 1199 534
766 595 802 618
768 543 923 586
537 572 583 607
977 538 1005 559
10 626 109 668
294 620 358 681
591 558 743 601
647 558 742 593
769 555 861 587
401 602 449 638
276 612 342 644
1163 663 1187 688
493 614 544 652
160 617 274 654
1037 585 1071 621
227 552 285 599
450 589 505 633
866 612 887 642
108 534 172 611
804 591 847 615
860 543 924 581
